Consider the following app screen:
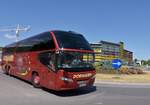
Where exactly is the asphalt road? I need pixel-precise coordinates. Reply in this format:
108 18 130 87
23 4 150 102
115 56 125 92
0 69 150 105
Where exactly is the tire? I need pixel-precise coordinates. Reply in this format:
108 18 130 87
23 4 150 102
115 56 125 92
32 73 41 88
4 65 9 75
3 70 8 75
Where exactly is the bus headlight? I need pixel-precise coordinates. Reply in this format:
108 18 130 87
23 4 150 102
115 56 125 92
60 77 73 82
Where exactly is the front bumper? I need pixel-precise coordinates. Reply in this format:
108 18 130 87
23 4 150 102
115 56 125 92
55 77 95 91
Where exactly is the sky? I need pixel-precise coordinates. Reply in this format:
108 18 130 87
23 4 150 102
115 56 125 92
0 0 150 60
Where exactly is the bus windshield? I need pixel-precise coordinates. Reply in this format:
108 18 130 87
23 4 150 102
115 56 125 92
57 51 94 69
54 31 92 50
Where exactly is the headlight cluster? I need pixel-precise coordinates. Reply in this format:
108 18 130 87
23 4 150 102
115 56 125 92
60 77 73 82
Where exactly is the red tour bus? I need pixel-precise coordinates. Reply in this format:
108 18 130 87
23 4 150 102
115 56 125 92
2 30 96 91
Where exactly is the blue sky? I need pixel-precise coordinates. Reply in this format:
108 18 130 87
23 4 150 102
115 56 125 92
0 0 150 60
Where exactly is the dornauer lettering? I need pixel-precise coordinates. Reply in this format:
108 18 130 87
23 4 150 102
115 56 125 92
73 73 92 79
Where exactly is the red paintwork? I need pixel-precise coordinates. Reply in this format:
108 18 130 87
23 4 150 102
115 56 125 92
50 31 59 49
60 48 94 53
54 70 96 90
2 31 96 91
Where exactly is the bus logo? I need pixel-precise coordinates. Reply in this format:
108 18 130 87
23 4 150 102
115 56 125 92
73 73 92 79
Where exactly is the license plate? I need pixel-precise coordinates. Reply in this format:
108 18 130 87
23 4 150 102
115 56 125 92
77 81 87 87
79 83 86 87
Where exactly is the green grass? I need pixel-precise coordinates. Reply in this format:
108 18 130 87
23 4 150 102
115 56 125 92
96 71 150 83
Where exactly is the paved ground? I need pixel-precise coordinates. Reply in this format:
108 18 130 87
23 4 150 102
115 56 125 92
0 70 150 105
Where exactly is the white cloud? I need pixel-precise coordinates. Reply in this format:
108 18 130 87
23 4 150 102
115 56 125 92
4 34 16 39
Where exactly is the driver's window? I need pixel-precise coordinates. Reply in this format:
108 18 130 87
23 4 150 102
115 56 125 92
38 51 55 71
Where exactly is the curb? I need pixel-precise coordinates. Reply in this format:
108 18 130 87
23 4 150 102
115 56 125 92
95 80 150 86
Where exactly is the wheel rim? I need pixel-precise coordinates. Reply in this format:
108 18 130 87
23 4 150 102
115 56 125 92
34 76 40 84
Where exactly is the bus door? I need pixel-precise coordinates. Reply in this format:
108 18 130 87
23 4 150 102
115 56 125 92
39 51 56 89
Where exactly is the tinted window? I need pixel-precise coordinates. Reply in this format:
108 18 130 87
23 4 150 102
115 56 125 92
54 31 92 50
16 32 55 52
39 51 56 71
3 43 17 54
3 47 15 54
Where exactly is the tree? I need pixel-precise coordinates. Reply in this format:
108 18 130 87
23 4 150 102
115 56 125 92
147 59 150 66
141 60 147 65
134 58 138 63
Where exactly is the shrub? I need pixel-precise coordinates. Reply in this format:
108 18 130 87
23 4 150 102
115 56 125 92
120 67 129 74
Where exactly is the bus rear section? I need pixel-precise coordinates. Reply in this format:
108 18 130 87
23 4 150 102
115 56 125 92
2 30 96 91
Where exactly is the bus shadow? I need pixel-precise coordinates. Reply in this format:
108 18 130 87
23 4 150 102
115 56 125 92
8 74 33 85
3 73 97 97
42 86 97 97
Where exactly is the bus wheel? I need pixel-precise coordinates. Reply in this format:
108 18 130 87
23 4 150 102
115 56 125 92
4 65 10 75
32 73 41 88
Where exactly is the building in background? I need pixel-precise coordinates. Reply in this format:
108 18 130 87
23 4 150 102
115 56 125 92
0 47 2 59
0 50 2 66
90 41 133 65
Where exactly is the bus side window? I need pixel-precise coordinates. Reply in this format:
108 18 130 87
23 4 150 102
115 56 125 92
30 33 55 51
39 52 55 71
16 32 55 53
